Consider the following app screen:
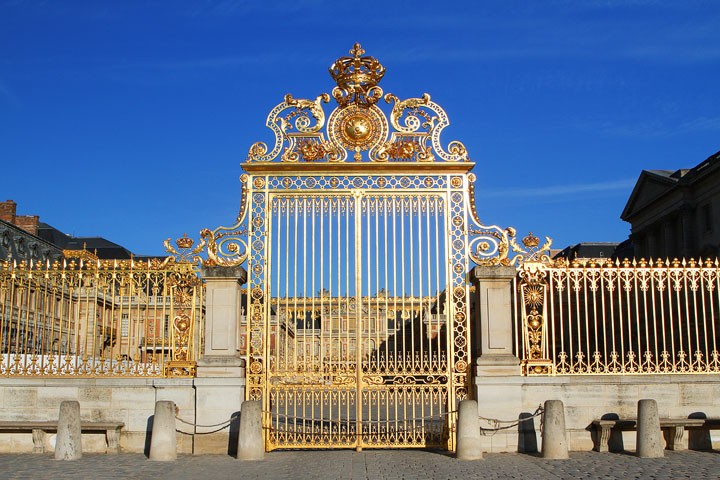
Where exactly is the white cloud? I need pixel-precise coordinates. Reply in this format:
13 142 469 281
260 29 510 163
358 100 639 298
476 178 636 199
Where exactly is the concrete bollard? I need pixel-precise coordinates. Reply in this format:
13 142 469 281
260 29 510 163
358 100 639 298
456 400 483 460
237 400 264 460
541 400 569 459
637 399 664 458
55 401 82 460
149 401 177 461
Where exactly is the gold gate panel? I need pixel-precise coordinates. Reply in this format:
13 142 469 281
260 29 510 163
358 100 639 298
265 193 452 450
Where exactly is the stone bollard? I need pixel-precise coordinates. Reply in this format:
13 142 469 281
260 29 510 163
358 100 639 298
637 399 663 458
55 401 82 460
541 400 569 459
237 400 264 460
456 400 483 460
149 401 177 461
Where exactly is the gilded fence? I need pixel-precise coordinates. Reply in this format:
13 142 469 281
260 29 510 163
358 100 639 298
518 257 720 375
0 242 203 378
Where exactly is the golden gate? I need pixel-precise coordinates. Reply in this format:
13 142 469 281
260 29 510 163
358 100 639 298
199 44 514 451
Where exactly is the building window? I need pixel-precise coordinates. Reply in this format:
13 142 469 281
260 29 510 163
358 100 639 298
121 314 129 337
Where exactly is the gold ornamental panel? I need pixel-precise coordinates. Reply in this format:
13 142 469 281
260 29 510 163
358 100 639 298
328 104 388 161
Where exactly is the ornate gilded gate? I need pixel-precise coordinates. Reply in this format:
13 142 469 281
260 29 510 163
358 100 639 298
200 44 513 451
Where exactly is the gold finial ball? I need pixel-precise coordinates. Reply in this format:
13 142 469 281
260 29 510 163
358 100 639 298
343 114 371 141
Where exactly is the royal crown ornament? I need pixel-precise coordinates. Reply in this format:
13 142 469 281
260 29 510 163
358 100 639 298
329 43 386 107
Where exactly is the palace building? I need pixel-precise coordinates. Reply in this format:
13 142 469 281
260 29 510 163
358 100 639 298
622 150 720 259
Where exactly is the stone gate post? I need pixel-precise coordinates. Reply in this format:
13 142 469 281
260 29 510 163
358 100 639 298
471 265 520 375
470 265 525 452
193 265 248 453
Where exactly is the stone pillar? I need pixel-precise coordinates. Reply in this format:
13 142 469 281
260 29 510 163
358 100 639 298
200 265 247 365
55 401 82 460
636 399 664 458
680 207 695 258
237 400 264 461
646 230 656 260
456 400 483 460
663 218 674 259
195 265 248 454
471 266 525 452
149 401 177 461
470 265 520 376
541 400 569 459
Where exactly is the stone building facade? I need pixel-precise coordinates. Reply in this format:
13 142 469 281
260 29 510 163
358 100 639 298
0 200 63 262
0 199 132 261
621 150 720 259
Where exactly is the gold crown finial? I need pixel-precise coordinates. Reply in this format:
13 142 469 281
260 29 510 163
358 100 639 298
329 43 386 106
522 232 540 248
176 233 194 249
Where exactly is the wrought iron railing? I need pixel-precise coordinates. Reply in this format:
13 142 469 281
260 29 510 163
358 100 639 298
0 253 203 378
518 258 720 375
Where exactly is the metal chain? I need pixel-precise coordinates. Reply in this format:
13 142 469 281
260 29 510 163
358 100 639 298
174 407 543 436
174 414 240 435
478 404 544 433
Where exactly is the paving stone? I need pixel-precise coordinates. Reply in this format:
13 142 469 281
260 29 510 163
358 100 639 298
0 449 719 479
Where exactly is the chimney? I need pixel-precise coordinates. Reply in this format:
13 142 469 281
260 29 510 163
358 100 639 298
0 200 17 224
15 215 40 236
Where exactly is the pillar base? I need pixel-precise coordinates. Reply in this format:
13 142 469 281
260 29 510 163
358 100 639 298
476 355 521 376
196 356 245 378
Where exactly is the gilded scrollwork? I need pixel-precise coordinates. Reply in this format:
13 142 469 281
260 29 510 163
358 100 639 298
242 44 471 165
201 227 248 267
517 261 553 375
465 172 515 267
465 172 553 268
386 93 432 133
164 233 206 265
284 93 330 133
246 93 331 163
196 175 252 267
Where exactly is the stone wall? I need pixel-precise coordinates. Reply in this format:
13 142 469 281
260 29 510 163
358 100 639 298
474 374 720 453
2 372 717 455
0 377 245 455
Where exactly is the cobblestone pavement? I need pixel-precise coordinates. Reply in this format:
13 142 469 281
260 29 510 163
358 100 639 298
1 450 720 479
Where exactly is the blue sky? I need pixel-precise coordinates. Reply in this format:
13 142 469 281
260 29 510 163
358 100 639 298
1 1 719 256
